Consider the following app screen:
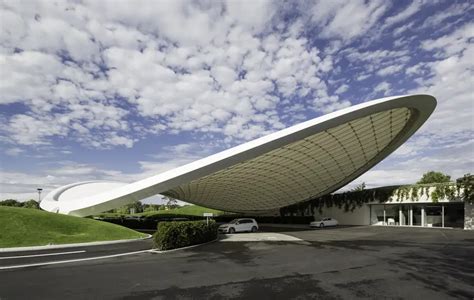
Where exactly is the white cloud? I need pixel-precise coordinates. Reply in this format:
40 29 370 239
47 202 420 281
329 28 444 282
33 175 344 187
392 21 414 37
356 74 370 81
412 24 474 136
313 93 351 114
346 49 409 62
334 84 349 95
344 137 473 191
0 1 351 148
374 82 391 95
6 114 68 145
226 0 277 33
0 51 64 105
0 170 61 201
391 135 433 157
4 147 24 156
405 63 423 75
311 0 388 41
354 138 474 188
377 64 403 76
0 142 217 201
421 23 474 57
382 0 423 30
362 24 474 191
421 3 472 30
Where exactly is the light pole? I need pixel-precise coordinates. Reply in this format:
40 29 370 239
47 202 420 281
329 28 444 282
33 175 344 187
37 188 43 203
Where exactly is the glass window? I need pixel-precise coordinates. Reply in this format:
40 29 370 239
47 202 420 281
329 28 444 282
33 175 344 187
370 205 385 225
412 205 422 226
425 206 443 227
444 204 464 228
385 205 399 225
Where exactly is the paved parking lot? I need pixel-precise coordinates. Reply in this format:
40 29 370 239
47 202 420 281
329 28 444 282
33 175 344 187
1 226 473 299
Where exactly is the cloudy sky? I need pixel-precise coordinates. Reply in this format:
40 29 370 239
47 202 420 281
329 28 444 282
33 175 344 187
1 0 473 203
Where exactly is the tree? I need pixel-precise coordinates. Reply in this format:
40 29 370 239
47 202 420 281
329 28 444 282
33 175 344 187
351 182 366 192
456 173 474 202
163 196 178 209
126 202 143 214
143 204 161 212
417 171 451 184
23 199 40 209
0 199 22 207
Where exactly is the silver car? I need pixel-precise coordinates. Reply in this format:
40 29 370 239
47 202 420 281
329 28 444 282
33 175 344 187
218 218 259 233
310 217 338 228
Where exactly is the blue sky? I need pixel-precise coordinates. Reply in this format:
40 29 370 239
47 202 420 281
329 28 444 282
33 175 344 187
1 0 473 203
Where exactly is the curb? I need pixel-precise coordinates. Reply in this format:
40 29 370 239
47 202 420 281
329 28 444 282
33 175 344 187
0 234 152 253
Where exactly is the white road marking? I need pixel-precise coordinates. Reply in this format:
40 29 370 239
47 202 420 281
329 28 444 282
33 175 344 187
0 250 86 260
0 250 152 270
219 232 302 242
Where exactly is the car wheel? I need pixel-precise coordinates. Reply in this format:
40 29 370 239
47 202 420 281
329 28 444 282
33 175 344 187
228 227 235 234
251 226 258 232
319 223 324 228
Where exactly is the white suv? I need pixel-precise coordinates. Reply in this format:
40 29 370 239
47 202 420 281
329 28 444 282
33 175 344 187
218 218 259 234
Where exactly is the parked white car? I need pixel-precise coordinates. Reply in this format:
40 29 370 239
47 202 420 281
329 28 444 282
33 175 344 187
218 218 259 233
310 218 338 228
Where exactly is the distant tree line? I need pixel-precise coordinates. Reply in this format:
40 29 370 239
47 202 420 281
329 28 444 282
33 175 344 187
106 197 180 214
1 195 181 215
0 199 40 209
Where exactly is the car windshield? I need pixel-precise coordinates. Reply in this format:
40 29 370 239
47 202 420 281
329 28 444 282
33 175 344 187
229 219 239 224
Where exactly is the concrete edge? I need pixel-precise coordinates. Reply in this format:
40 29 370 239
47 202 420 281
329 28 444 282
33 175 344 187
0 234 152 253
149 237 219 253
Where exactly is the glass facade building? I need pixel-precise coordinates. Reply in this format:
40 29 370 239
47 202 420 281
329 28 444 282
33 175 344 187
370 203 464 228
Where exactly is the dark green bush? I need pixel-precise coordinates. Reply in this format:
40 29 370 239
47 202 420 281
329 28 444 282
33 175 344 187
153 220 218 250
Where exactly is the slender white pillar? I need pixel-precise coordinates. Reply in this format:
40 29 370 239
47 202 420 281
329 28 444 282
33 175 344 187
409 206 413 226
399 207 403 226
421 206 425 226
442 205 445 228
383 206 386 225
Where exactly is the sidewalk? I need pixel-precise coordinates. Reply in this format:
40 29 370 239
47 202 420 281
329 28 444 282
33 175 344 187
259 223 311 229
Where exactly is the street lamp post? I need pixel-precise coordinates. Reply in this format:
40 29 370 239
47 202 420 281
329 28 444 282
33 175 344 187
37 188 43 203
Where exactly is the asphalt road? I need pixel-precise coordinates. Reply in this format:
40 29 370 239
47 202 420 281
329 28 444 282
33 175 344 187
0 239 153 268
1 226 473 299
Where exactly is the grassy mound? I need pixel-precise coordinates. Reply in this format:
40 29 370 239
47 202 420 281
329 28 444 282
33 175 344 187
0 206 147 248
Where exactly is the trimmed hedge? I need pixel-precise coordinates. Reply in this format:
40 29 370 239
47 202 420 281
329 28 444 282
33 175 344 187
153 220 218 250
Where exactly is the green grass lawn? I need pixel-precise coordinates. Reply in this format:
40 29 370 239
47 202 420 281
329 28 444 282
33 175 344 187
0 206 147 248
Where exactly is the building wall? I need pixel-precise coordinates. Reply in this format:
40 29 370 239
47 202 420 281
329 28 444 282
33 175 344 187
312 204 370 225
281 185 471 229
465 202 473 230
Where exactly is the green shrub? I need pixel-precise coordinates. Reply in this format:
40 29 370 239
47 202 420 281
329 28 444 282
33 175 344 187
153 220 218 250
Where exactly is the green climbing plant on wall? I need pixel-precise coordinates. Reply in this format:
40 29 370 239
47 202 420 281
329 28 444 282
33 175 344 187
279 181 468 217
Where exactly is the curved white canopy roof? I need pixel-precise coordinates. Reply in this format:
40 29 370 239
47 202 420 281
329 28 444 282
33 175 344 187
40 94 436 216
